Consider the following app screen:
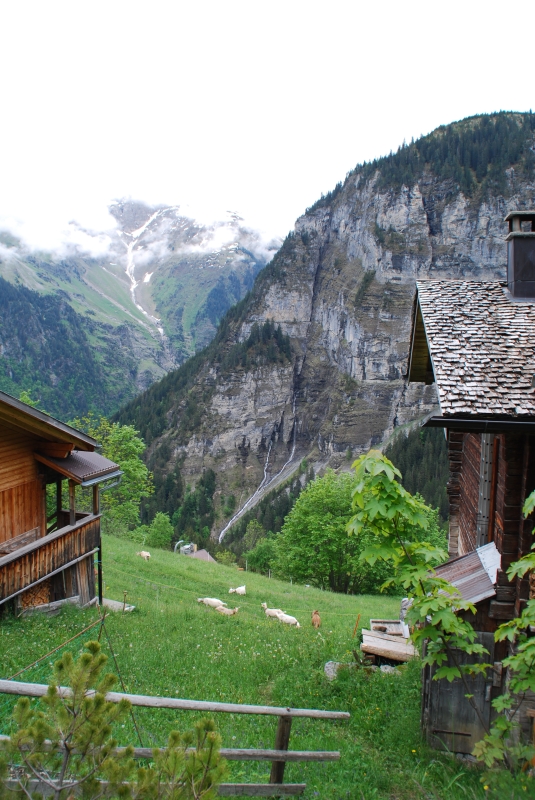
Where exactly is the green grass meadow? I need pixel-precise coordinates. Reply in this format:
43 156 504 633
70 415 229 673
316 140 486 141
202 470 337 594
0 537 491 799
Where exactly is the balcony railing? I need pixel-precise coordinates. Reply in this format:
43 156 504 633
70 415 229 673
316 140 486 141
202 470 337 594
0 515 101 609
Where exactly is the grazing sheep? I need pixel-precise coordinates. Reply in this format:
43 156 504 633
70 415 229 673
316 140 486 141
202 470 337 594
136 551 151 561
215 606 239 616
229 585 246 595
197 597 227 608
276 611 301 628
311 610 321 629
261 602 285 618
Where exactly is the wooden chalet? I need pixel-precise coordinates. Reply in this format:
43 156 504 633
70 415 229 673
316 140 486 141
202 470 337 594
407 210 535 753
0 392 121 614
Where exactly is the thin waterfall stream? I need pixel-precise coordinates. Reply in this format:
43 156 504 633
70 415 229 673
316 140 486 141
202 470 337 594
218 394 298 543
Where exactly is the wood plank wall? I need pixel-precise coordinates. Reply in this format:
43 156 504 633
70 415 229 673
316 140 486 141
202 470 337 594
0 420 46 544
494 435 524 576
457 433 481 555
447 431 463 557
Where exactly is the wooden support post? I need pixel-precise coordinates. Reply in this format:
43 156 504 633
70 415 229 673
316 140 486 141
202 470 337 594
68 480 76 526
97 535 103 607
92 485 100 515
56 479 62 521
270 716 292 785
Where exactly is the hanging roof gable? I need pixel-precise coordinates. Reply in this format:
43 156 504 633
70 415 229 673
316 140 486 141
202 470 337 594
408 281 535 418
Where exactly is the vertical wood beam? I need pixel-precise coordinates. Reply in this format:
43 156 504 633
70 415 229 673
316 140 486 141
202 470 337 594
92 485 100 515
93 485 103 605
68 480 76 526
487 438 500 542
56 479 62 520
269 716 292 784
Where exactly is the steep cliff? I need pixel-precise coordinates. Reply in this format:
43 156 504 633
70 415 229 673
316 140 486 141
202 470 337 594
116 112 535 538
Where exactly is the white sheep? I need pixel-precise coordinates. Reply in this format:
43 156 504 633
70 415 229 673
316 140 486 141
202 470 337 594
229 585 246 595
197 598 227 608
136 551 151 561
215 606 239 616
261 602 285 618
276 611 301 628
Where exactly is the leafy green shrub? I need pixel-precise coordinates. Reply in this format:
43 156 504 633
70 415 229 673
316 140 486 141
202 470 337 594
215 550 237 567
146 512 174 549
246 538 276 574
273 470 396 593
71 415 153 534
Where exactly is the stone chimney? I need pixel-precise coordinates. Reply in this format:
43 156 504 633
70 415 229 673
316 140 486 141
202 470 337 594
505 211 535 298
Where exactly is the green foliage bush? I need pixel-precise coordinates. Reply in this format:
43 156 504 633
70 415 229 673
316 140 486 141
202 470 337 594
246 538 276 574
273 470 393 593
218 319 292 372
145 512 174 549
215 549 237 567
71 415 152 535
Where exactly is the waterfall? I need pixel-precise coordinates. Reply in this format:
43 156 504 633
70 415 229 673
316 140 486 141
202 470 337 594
218 393 298 543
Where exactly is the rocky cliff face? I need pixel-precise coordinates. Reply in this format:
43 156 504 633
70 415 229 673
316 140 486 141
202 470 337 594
117 113 535 537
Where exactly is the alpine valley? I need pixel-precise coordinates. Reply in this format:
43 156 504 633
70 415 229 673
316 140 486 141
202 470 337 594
3 112 535 544
114 112 535 542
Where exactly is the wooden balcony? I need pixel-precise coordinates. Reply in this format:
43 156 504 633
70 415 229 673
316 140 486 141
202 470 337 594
0 515 101 610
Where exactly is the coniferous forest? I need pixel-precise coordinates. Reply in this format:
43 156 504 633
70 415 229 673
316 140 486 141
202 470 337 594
384 426 449 523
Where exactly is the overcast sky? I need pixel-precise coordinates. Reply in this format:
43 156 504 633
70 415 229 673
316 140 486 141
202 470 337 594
0 0 532 253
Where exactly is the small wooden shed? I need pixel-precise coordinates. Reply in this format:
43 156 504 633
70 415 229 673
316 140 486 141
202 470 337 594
0 391 121 613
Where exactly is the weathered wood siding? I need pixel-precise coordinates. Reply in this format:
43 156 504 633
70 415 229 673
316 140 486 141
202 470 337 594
0 420 45 543
448 431 535 623
447 431 463 557
457 433 480 555
0 516 100 604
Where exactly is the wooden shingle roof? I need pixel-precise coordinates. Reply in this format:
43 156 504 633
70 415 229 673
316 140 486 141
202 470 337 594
409 281 535 418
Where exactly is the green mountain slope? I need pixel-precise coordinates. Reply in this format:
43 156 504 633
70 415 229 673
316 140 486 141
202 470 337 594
0 275 141 417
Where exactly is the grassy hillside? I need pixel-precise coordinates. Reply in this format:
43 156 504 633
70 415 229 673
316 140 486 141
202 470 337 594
0 537 487 799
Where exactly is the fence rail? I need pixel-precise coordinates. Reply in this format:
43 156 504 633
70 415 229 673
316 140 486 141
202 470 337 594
0 678 349 797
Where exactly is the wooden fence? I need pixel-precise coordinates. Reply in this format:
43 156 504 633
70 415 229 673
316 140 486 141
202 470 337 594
0 679 350 796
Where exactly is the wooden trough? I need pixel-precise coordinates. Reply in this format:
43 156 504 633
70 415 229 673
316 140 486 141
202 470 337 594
0 678 350 797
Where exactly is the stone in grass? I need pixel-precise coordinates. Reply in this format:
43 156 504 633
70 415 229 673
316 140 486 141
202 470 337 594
324 661 344 681
380 664 401 675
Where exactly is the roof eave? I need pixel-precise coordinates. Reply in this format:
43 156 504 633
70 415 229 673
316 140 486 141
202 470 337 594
424 416 535 434
0 391 97 450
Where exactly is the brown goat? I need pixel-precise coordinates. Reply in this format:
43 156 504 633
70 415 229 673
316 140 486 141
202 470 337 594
311 610 321 629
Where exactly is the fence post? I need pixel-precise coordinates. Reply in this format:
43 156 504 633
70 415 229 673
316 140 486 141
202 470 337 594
269 715 292 784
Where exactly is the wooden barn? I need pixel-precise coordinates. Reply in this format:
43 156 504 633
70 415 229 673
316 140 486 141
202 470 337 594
0 392 121 614
407 210 535 753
